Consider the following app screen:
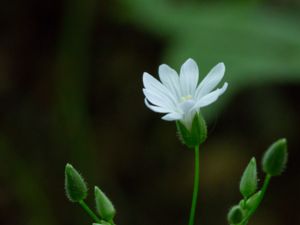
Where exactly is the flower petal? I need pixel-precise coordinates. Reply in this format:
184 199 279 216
179 58 199 96
158 64 181 100
193 82 228 109
143 72 177 107
194 62 225 100
143 89 175 110
161 112 182 121
144 98 171 113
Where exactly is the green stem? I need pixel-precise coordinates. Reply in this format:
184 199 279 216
79 200 102 223
188 145 200 225
240 174 272 225
260 174 271 200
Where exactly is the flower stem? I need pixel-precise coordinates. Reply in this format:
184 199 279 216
79 200 102 223
188 145 200 225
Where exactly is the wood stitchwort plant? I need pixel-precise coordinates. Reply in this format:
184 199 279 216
64 58 288 225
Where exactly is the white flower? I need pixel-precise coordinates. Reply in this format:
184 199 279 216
142 58 228 129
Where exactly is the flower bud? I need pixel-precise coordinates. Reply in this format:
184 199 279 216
245 191 262 210
262 138 288 176
176 112 207 148
64 163 88 202
94 186 116 221
239 158 257 198
227 205 244 224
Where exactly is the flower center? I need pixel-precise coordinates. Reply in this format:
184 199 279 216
180 95 193 102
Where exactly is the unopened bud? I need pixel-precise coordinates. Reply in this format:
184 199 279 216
262 138 288 176
240 158 257 198
64 163 88 202
227 205 244 224
94 186 116 221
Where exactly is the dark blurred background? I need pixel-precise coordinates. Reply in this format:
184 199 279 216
0 0 299 225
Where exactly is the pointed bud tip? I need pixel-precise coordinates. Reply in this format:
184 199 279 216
65 163 72 170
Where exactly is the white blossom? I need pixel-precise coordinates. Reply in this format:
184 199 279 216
143 58 228 129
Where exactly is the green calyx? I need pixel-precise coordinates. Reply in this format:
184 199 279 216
176 112 207 148
239 157 258 198
94 186 116 221
262 138 288 176
65 163 88 202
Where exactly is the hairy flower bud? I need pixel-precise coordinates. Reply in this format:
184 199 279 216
262 138 288 176
64 163 88 202
240 157 257 198
245 191 262 210
94 186 116 221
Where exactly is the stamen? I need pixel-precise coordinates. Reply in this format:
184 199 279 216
181 95 193 102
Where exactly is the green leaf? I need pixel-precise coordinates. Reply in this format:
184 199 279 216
240 158 257 198
64 163 88 202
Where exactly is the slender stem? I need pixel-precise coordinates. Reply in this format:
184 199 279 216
260 174 271 199
79 200 102 223
188 145 200 225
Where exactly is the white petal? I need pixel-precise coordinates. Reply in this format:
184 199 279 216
193 82 228 109
158 64 181 99
143 89 174 110
144 99 171 113
179 58 199 96
143 72 177 107
194 62 225 100
162 112 182 121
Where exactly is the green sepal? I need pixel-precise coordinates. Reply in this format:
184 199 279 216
262 138 288 176
94 186 116 221
176 113 207 148
227 205 245 225
239 157 258 198
64 163 88 202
